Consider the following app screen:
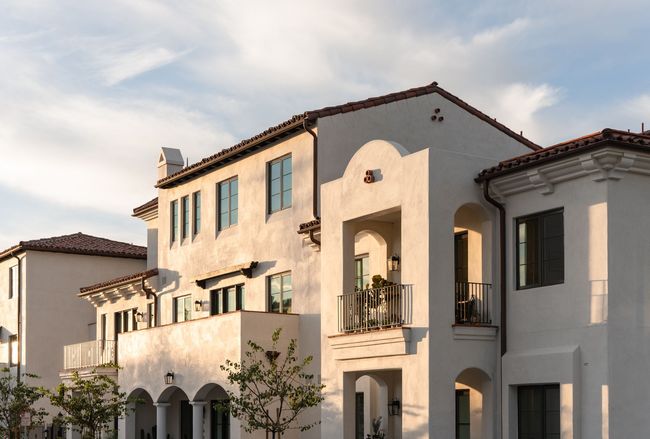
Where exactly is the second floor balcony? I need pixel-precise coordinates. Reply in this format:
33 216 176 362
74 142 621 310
337 284 413 333
63 340 116 370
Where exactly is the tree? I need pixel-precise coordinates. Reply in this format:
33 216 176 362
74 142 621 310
220 328 325 438
43 370 136 439
0 368 47 439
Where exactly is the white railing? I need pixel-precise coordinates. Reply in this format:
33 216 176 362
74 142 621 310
63 340 116 370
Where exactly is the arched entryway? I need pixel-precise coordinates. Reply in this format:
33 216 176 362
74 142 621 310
454 368 492 439
127 388 156 439
349 370 402 439
157 386 191 439
193 383 231 439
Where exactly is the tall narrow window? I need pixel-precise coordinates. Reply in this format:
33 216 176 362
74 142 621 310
8 265 18 299
193 191 201 235
181 195 190 239
100 314 107 342
171 200 179 243
518 384 560 439
455 389 470 439
268 155 292 213
8 335 17 367
218 177 238 230
174 295 192 323
454 231 469 283
354 255 369 290
210 285 245 315
268 272 292 313
147 302 156 328
516 209 564 289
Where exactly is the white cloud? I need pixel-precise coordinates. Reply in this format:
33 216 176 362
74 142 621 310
98 46 190 86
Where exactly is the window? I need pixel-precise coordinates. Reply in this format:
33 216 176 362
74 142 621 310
516 209 564 289
354 255 369 290
454 231 469 283
193 191 201 235
518 384 560 439
147 302 156 327
181 195 190 239
8 335 17 367
456 389 470 439
8 265 18 299
268 155 292 213
114 309 137 335
268 272 292 313
100 314 107 342
174 295 192 323
218 177 238 230
210 285 245 315
171 200 179 243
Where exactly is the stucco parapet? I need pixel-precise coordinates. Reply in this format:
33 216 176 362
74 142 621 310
452 324 498 341
328 327 411 360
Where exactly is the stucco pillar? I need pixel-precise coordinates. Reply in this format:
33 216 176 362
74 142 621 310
154 402 170 439
190 401 208 439
118 402 136 439
343 372 357 439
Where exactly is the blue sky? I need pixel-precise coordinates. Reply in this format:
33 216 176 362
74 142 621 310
1 0 649 250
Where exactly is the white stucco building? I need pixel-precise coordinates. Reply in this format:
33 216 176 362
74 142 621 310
59 82 650 439
0 233 147 437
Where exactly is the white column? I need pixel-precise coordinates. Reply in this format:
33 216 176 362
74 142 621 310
190 401 208 439
118 401 136 439
154 402 170 439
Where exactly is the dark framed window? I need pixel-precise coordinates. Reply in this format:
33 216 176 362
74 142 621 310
454 231 469 283
516 209 564 289
354 255 369 290
147 302 156 328
100 314 107 342
193 191 201 235
268 272 292 313
456 389 470 439
181 195 190 239
268 155 292 213
218 177 238 230
8 265 18 299
518 384 560 439
170 200 179 242
8 335 17 367
114 309 137 335
174 295 192 323
210 285 245 315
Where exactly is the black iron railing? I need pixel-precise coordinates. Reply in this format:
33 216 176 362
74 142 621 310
338 284 412 333
455 282 491 325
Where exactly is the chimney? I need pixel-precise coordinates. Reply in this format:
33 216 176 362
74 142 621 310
158 147 184 180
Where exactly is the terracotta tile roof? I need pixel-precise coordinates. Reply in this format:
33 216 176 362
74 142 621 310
477 128 650 181
132 197 158 217
297 218 321 233
0 233 147 262
156 81 540 189
79 268 158 295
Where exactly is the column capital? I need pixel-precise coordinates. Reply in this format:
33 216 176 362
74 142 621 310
189 401 209 406
154 402 171 408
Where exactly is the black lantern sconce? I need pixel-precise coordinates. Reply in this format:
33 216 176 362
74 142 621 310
164 371 175 385
194 300 203 312
388 255 401 272
135 311 146 323
388 398 401 416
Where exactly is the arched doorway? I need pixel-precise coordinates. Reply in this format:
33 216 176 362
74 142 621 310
157 386 191 439
454 368 492 439
193 383 231 439
128 388 156 439
351 370 402 439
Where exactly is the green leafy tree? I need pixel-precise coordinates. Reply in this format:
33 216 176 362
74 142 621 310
0 368 47 438
220 328 325 439
43 370 135 439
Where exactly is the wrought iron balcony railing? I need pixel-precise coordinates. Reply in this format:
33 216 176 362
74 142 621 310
455 282 492 325
337 284 412 333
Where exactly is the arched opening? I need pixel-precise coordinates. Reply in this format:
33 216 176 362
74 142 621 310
193 383 231 439
157 386 191 439
128 388 156 439
348 369 402 439
354 229 389 290
453 203 493 325
454 368 492 439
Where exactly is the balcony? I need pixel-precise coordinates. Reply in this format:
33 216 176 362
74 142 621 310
63 340 116 370
337 284 412 333
454 282 492 325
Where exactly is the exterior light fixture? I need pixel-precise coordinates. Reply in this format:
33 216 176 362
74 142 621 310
388 398 401 416
265 350 280 363
135 311 146 323
388 255 401 272
194 300 202 312
164 371 175 385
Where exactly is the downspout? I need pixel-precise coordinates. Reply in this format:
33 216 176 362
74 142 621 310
11 251 22 383
482 180 506 356
141 278 158 327
303 118 321 246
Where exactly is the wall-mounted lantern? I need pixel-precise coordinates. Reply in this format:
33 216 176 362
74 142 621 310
164 371 175 385
388 398 401 416
135 311 146 323
265 350 280 363
194 300 203 312
388 255 400 272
